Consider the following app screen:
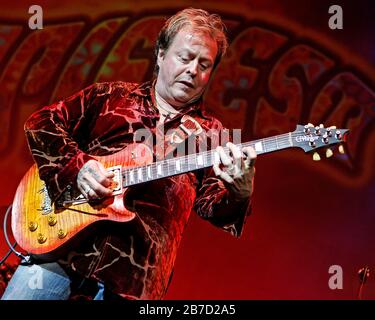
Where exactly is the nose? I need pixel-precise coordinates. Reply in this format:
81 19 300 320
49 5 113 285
187 60 198 76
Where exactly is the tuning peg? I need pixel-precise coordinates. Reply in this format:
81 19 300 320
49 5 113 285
315 126 321 135
307 123 314 127
338 144 345 154
335 130 342 140
326 148 333 158
328 126 337 130
326 127 333 137
319 124 324 128
313 152 321 161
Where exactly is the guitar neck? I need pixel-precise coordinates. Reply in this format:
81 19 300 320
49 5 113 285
122 132 293 187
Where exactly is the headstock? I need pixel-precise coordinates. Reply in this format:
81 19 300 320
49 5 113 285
292 124 349 160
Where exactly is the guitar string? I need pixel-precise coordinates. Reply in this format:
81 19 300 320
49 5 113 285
71 130 340 203
121 130 339 179
120 130 342 185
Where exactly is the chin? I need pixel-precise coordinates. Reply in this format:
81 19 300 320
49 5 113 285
172 94 193 105
176 93 201 104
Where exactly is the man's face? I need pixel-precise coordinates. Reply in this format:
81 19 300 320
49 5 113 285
155 27 218 108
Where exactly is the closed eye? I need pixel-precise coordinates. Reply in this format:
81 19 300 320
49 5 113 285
200 64 208 71
179 55 189 63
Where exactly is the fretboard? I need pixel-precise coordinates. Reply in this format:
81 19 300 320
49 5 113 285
122 132 293 187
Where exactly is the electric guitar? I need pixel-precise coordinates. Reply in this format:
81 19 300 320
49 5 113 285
11 124 349 258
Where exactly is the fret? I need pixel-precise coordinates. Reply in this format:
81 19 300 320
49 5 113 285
213 150 220 165
264 138 277 152
254 141 263 153
123 171 128 187
137 167 143 182
175 159 181 172
203 153 209 166
286 133 293 147
129 169 135 184
288 132 293 146
197 154 203 166
147 165 152 179
183 156 189 172
262 140 267 153
189 155 197 171
168 160 175 176
157 163 162 176
275 135 280 149
165 160 170 176
279 138 288 148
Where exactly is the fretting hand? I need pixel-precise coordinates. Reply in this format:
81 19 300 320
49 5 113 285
213 142 257 201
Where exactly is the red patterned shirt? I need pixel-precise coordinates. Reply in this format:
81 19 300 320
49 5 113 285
24 81 252 299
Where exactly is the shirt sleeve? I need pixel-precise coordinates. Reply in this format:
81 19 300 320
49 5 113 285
24 83 106 203
193 117 253 238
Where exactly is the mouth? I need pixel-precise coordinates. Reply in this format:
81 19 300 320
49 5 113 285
178 80 194 89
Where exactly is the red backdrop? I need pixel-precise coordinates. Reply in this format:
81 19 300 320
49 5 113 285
0 0 374 299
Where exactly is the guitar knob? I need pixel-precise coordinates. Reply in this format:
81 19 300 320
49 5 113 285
37 233 47 244
313 152 321 161
326 148 333 158
47 215 57 226
322 134 329 144
28 221 38 232
304 125 311 134
335 130 342 140
315 126 321 135
57 229 67 239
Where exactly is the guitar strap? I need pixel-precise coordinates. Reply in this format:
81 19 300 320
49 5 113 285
155 114 206 160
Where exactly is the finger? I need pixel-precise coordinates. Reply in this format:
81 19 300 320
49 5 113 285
77 162 92 183
78 184 89 199
87 187 99 200
89 165 113 188
213 163 221 176
96 161 115 178
227 142 243 170
242 146 257 169
96 163 115 187
78 182 96 200
85 175 113 198
213 163 234 184
218 170 234 184
216 146 232 167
